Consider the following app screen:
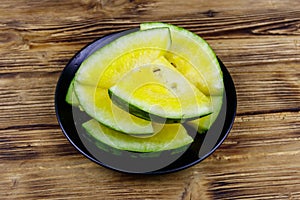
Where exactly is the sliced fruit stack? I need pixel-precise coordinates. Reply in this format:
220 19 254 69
65 22 224 153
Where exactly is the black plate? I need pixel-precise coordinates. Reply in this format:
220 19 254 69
55 28 237 174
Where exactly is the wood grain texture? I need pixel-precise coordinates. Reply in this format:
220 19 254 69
0 0 300 199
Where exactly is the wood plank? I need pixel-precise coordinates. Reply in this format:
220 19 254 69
228 62 300 115
1 36 300 74
0 2 299 75
0 112 299 199
0 0 299 20
0 72 58 129
1 0 300 199
1 111 298 162
1 59 299 129
200 111 300 200
211 37 300 65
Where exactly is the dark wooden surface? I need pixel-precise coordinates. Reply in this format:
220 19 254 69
0 1 299 199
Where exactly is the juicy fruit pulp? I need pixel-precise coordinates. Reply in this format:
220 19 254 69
75 28 171 88
140 22 224 96
83 119 193 152
75 86 153 134
74 28 171 134
109 57 212 122
141 22 224 131
65 23 224 153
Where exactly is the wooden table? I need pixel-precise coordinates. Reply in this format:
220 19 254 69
1 1 299 199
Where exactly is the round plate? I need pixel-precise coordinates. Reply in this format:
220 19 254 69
55 28 237 174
